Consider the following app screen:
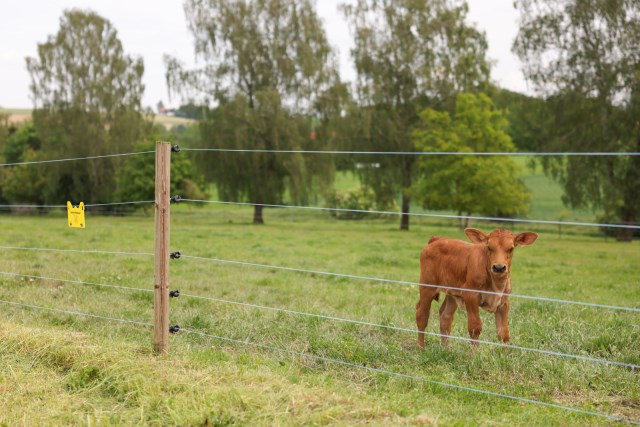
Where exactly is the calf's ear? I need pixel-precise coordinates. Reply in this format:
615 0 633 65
465 228 488 244
515 232 538 246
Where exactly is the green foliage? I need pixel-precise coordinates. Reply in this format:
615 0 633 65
0 113 9 204
1 149 46 205
413 93 530 222
176 103 212 121
114 140 206 205
0 111 11 159
513 0 640 239
340 0 490 229
167 0 340 223
199 93 297 207
0 123 45 206
3 123 41 164
324 187 397 220
26 9 150 205
166 0 337 110
490 87 545 151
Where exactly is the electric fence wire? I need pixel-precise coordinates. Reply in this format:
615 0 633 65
0 150 155 167
0 243 636 312
0 298 151 328
179 199 640 230
0 245 153 258
0 271 149 294
182 327 640 426
0 200 155 209
1 147 637 423
0 297 637 425
181 147 640 157
176 288 640 370
2 270 637 370
179 254 640 313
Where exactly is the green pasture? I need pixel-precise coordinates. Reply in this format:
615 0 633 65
0 204 638 426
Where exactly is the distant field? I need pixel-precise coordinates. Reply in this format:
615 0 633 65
0 108 195 129
0 204 638 425
1 108 31 124
152 113 195 129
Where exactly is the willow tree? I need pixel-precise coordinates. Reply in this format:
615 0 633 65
166 0 340 223
341 0 489 230
26 9 148 204
513 0 640 240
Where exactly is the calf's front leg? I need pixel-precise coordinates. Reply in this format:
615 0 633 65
463 291 482 346
494 298 510 344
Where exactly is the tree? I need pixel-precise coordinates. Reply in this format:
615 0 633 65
489 87 545 152
513 0 640 240
26 9 149 205
115 139 206 208
166 0 339 223
0 120 43 206
413 93 530 226
2 149 47 206
3 123 41 164
200 92 312 220
0 111 10 156
340 0 490 230
0 123 46 207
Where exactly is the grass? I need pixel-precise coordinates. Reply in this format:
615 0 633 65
0 146 636 425
0 205 638 426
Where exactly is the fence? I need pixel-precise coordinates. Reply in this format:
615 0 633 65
0 142 639 425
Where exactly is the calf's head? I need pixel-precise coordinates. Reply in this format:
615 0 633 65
465 228 538 276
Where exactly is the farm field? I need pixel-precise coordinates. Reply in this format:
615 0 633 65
1 203 638 426
0 108 194 129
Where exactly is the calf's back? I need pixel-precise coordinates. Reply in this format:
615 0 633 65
420 237 488 291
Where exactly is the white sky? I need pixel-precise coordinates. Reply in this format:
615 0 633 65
0 0 530 110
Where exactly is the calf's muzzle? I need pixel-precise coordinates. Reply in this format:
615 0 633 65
492 264 507 274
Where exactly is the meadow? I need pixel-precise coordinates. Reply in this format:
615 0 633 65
0 159 639 426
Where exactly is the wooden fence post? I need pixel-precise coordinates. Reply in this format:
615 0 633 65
153 141 171 354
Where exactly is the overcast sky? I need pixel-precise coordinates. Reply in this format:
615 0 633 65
0 0 530 110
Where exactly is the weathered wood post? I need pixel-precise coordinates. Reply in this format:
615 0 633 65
153 141 171 353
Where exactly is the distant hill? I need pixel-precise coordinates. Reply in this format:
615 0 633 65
2 108 31 125
152 114 196 129
0 108 196 129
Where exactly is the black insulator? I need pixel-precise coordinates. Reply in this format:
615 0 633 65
171 145 181 152
169 290 181 298
169 325 181 334
170 251 182 260
170 195 182 203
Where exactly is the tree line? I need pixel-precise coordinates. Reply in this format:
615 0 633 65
0 0 638 240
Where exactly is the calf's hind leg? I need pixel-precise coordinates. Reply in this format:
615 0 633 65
416 285 439 348
438 294 458 346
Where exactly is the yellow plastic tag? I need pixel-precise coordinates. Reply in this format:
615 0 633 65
67 201 85 228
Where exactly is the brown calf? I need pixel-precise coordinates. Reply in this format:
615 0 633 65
416 228 538 348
